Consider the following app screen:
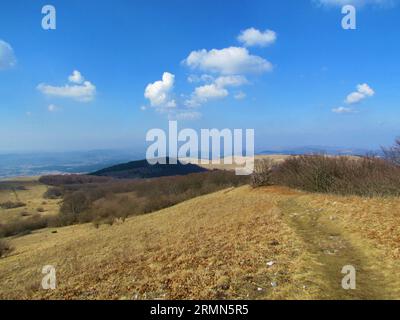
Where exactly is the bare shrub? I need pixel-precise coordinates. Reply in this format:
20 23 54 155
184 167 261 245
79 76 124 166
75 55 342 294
0 215 49 238
39 174 112 186
43 187 64 199
271 155 400 197
383 138 400 166
49 170 248 227
0 201 26 209
251 159 274 187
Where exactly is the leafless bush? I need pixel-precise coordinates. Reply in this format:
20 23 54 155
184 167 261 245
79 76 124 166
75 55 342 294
51 170 249 227
39 174 112 186
383 138 400 166
251 159 274 187
43 187 64 199
0 201 26 209
0 215 49 238
271 155 400 197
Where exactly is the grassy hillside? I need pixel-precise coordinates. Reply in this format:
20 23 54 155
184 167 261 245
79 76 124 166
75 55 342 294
0 178 59 225
1 185 399 299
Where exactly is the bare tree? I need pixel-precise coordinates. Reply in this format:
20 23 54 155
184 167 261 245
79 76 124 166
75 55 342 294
251 159 274 187
382 138 400 165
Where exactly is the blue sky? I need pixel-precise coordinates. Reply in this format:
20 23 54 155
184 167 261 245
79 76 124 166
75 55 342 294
0 0 399 153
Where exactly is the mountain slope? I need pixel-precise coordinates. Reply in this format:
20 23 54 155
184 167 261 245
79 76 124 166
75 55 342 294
1 186 399 299
91 158 207 179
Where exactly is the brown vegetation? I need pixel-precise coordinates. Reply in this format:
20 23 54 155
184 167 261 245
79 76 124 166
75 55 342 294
0 201 26 209
252 155 400 197
0 170 248 234
0 239 13 258
39 174 112 186
250 159 275 187
383 138 400 166
0 214 49 238
54 170 248 226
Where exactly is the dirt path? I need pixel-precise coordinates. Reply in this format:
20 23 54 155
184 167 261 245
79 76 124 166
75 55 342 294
278 197 395 300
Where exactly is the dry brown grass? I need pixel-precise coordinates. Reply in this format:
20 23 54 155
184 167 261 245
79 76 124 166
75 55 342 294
0 185 399 300
183 155 289 171
0 186 310 300
0 178 60 225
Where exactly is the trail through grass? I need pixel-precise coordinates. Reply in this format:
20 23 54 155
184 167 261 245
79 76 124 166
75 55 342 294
278 197 397 299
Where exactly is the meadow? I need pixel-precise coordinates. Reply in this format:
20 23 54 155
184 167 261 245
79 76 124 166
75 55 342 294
1 152 400 299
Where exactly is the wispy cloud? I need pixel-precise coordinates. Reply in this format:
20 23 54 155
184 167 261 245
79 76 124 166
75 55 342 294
332 106 356 113
314 0 396 7
48 104 60 112
0 40 17 70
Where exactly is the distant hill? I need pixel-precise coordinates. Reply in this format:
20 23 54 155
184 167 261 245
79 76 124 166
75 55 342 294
260 146 379 156
91 157 208 179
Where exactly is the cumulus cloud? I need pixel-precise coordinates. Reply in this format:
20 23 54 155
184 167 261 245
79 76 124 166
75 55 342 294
0 40 17 70
345 83 375 104
194 84 228 101
144 28 276 120
214 75 248 87
237 28 277 47
185 75 249 107
68 70 84 84
183 47 273 75
37 70 96 102
144 72 176 108
332 83 374 114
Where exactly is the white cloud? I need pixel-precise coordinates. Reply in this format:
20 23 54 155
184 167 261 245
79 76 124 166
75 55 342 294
345 83 375 104
38 81 96 102
37 71 96 102
234 91 247 100
237 28 277 47
144 72 176 108
145 28 276 120
332 106 355 113
315 0 395 7
0 40 16 70
187 74 214 84
214 75 248 87
185 75 248 107
140 105 147 111
183 47 273 75
345 91 366 104
195 84 229 101
357 83 375 96
68 70 84 84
